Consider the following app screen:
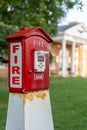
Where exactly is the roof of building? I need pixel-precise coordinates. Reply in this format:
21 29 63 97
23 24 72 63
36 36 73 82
58 23 79 31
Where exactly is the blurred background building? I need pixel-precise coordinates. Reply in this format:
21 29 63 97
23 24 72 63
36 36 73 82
50 22 87 77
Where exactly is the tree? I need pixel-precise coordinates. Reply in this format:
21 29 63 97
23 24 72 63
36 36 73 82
0 22 17 56
0 0 83 36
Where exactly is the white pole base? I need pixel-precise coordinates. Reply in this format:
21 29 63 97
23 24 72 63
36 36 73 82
6 90 54 130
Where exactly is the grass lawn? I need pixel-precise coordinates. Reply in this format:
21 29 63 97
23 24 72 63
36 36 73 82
50 76 87 130
0 78 8 130
0 77 87 130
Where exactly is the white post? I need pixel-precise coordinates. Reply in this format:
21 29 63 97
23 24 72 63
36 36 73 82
62 38 66 77
71 41 75 76
6 90 54 130
81 43 85 77
6 27 54 130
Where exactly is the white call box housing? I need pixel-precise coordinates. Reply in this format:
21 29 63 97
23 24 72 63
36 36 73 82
34 51 46 72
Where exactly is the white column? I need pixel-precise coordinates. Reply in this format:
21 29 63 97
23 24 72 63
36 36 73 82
62 38 66 77
71 42 75 76
81 43 85 77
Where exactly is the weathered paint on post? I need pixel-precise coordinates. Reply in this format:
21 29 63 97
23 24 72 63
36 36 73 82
6 90 54 130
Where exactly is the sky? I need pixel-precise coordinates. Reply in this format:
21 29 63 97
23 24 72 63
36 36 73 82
60 0 87 26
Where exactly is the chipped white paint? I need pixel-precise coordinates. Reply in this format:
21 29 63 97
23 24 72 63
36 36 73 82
6 90 54 130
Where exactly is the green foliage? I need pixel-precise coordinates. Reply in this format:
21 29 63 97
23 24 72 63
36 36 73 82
0 22 17 55
0 0 83 55
0 0 83 36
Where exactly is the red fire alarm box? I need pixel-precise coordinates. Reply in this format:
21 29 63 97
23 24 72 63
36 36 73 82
7 27 53 93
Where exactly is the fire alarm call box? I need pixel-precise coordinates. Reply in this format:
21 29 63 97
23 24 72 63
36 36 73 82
7 27 53 93
34 51 48 72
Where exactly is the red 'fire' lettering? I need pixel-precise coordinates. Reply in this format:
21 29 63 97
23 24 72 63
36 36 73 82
12 66 20 74
14 56 18 64
13 45 19 53
12 77 20 84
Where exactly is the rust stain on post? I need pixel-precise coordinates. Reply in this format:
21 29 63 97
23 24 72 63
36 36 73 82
34 92 46 99
24 92 47 103
11 91 47 105
24 94 33 105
